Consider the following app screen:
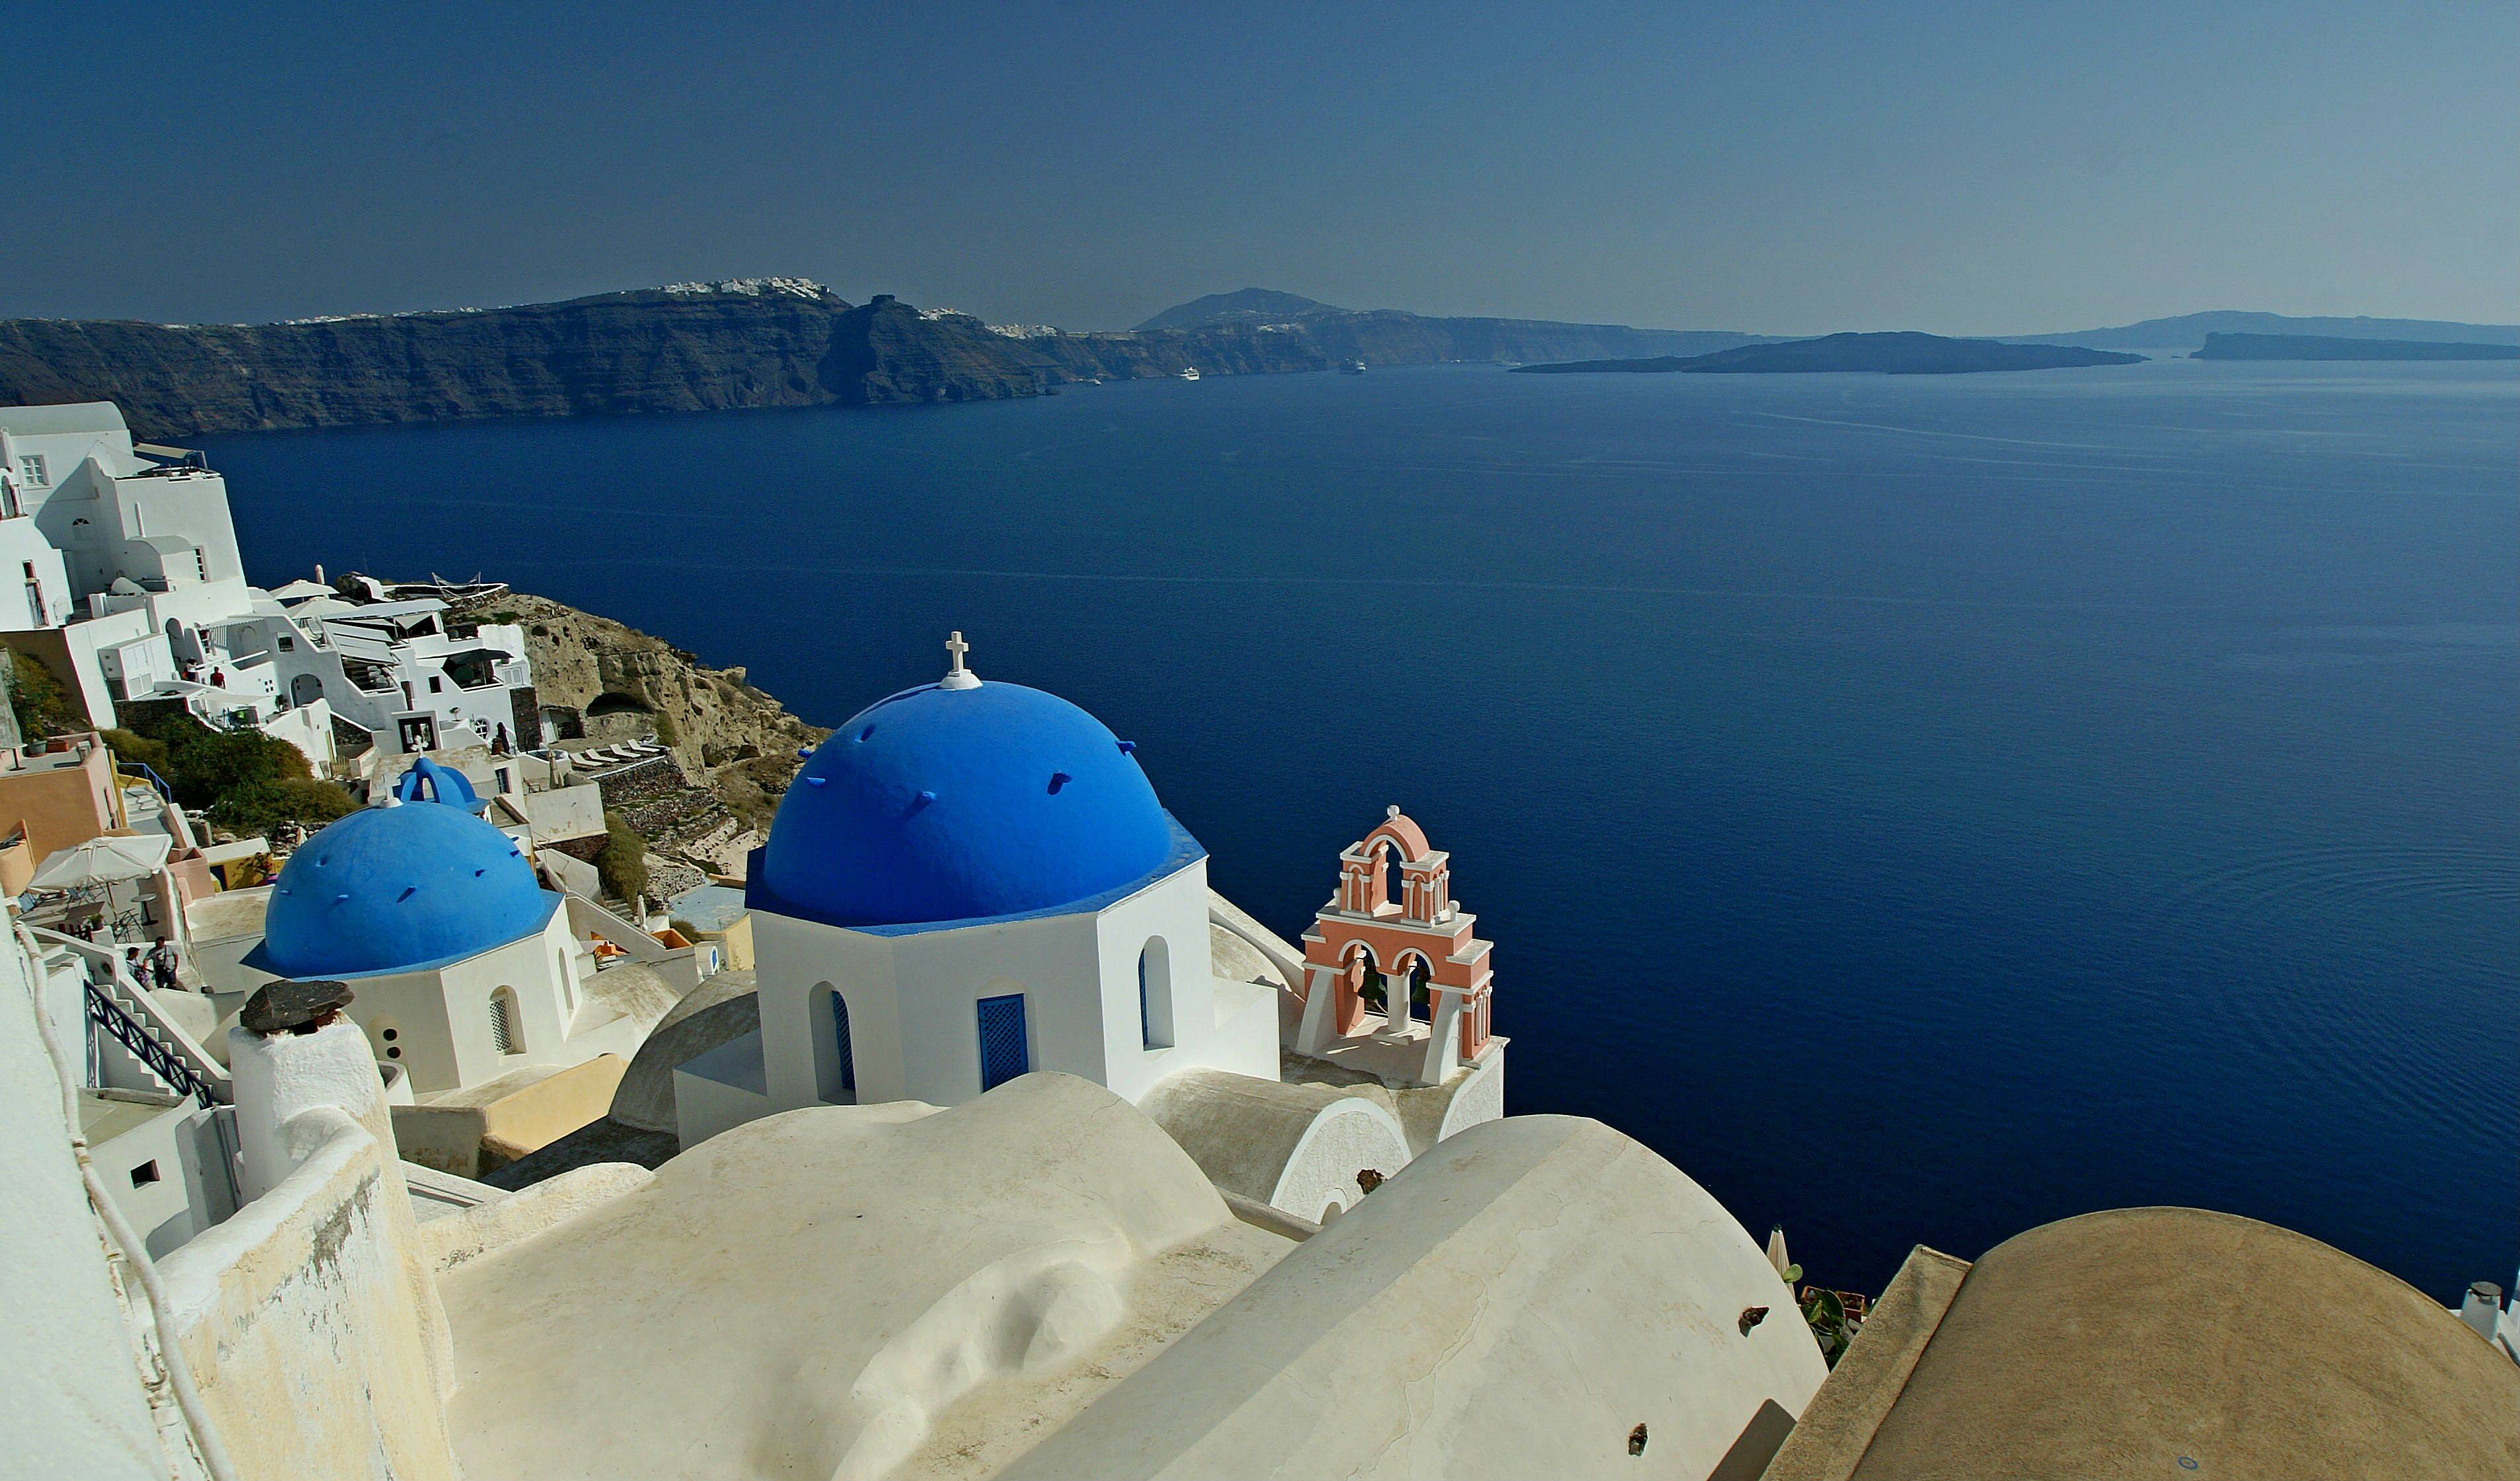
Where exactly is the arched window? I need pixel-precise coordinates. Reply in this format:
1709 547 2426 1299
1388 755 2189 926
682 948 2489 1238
814 983 856 1103
1346 943 1385 1013
488 987 522 1054
1138 937 1174 1050
1379 842 1402 912
1402 955 1431 1025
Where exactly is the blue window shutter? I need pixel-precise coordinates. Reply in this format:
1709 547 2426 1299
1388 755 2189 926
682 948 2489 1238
977 993 1029 1091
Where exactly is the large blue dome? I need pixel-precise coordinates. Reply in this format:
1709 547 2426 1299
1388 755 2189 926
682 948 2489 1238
254 797 554 978
758 680 1178 927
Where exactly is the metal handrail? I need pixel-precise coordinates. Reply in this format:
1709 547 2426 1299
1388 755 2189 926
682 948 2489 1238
31 927 231 1099
115 759 177 803
87 982 215 1108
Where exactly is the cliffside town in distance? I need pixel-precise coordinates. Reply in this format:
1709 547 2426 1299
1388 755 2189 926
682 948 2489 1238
0 278 1772 439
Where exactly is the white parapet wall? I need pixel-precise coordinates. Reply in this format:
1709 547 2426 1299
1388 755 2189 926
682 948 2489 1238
0 924 176 1480
155 1019 461 1480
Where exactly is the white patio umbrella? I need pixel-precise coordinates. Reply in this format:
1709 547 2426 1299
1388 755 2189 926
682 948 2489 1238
28 833 174 890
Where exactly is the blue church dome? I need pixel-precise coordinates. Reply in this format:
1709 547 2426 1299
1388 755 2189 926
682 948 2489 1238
758 675 1180 928
254 793 554 978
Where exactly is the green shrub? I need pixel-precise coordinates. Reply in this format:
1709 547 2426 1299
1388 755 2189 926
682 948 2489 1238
104 707 314 809
4 653 85 741
115 702 202 746
207 778 359 836
101 727 172 774
596 809 649 904
161 727 312 809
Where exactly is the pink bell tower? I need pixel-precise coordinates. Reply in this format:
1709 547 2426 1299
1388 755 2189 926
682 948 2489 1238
1295 807 1496 1086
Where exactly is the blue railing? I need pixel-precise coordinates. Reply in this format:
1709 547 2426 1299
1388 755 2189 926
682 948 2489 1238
118 760 176 804
86 982 215 1108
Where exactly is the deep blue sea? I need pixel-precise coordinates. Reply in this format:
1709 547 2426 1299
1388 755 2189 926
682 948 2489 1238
201 359 2519 1301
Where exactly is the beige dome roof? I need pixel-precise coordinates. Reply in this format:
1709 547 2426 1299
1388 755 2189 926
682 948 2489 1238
1776 1206 2519 1480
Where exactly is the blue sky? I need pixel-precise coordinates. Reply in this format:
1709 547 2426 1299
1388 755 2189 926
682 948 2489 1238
3 2 2511 332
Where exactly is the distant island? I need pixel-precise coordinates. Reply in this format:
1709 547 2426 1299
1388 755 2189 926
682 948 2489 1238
1512 332 2144 377
2190 332 2520 362
2008 310 2520 351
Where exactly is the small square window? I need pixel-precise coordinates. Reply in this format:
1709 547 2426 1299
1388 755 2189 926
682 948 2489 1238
129 1160 161 1188
277 635 294 651
18 454 47 487
429 676 443 693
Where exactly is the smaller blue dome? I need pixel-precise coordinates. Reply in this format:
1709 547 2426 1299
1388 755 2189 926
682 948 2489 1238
392 756 483 813
254 797 552 978
759 679 1177 927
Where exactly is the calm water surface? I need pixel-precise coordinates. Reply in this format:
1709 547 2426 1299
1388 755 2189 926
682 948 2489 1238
202 359 2519 1299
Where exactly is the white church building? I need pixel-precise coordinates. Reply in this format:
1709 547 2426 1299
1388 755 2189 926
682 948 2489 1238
682 637 1280 1132
243 758 657 1098
675 637 1500 1221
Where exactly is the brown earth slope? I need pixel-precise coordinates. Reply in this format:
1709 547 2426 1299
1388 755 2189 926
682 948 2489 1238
472 590 826 834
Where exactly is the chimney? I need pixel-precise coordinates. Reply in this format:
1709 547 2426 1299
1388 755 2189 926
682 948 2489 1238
228 980 386 1200
2459 1282 2505 1343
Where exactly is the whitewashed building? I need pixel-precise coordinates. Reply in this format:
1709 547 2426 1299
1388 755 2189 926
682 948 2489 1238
0 401 537 768
0 402 244 605
680 638 1281 1142
671 637 1495 1226
238 760 647 1097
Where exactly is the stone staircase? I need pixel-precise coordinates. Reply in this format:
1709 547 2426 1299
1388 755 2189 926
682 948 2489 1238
31 927 231 1106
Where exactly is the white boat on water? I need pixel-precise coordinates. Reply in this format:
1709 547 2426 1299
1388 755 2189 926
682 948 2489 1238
1340 359 1367 375
1179 367 1201 380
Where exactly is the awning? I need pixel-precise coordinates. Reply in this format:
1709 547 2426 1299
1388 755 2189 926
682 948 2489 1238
28 833 174 889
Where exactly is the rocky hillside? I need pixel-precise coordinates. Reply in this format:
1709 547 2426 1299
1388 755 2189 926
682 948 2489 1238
1132 288 1343 331
0 281 1051 440
470 590 826 833
1 279 1774 438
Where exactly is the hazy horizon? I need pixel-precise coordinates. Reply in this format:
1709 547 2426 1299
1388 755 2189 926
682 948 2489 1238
4 2 2513 334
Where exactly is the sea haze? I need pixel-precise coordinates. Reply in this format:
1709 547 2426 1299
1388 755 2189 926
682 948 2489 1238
201 358 2519 1301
